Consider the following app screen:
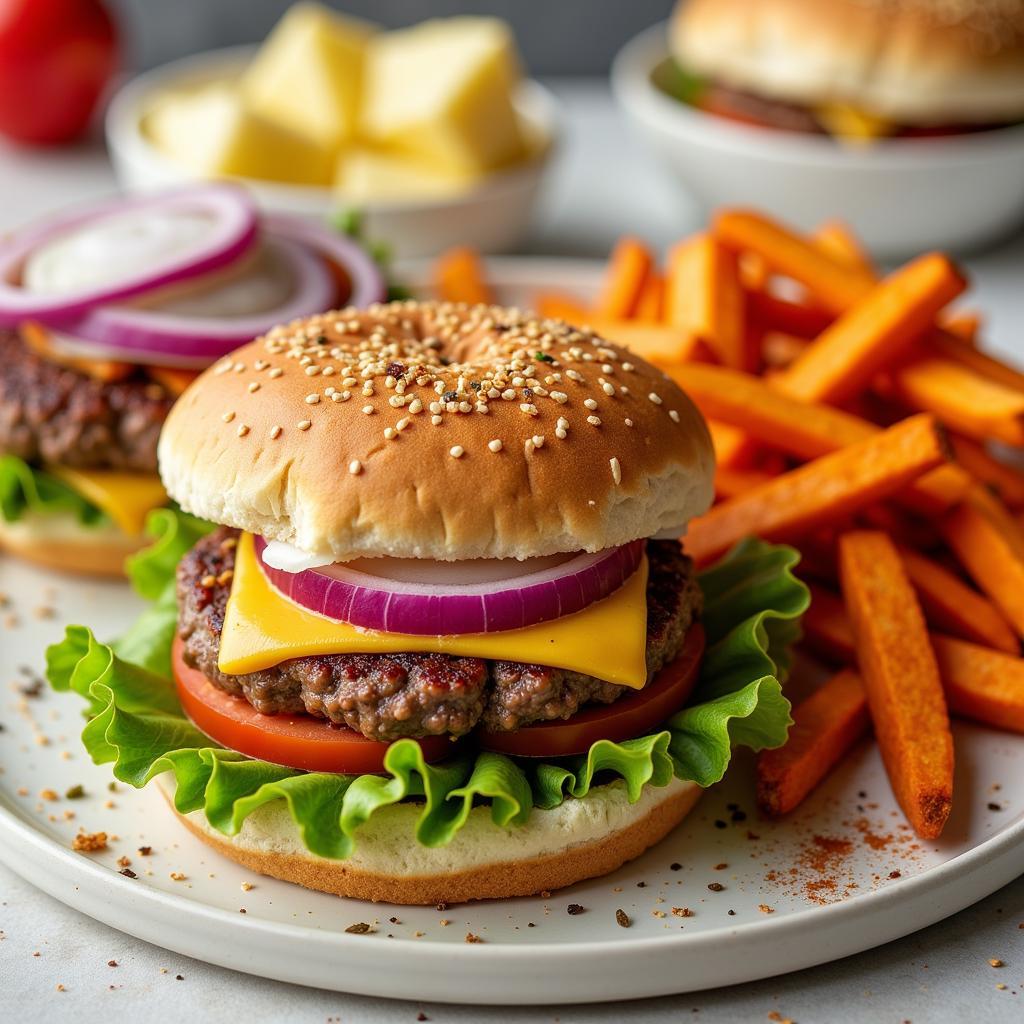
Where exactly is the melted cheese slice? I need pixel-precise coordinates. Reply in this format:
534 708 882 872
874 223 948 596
219 533 650 688
815 104 893 144
47 466 166 536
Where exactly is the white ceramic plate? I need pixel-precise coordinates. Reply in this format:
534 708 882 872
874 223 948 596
1 260 1023 1005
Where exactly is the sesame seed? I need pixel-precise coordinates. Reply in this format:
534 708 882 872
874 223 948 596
625 418 634 427
555 428 567 439
520 403 538 416
602 364 614 374
502 389 516 401
610 457 622 485
550 391 568 403
221 411 235 423
237 424 250 437
524 439 535 454
450 445 464 459
349 459 362 475
669 409 680 423
648 392 662 405
584 398 598 410
601 381 615 396
488 439 503 452
622 362 634 372
384 427 397 440
396 417 411 431
557 417 569 431
432 414 443 425
305 394 320 404
248 382 260 393
388 395 405 408
429 402 442 414
362 405 374 414
269 367 283 379
532 435 545 448
587 415 602 426
298 420 311 431
305 366 320 377
269 425 282 439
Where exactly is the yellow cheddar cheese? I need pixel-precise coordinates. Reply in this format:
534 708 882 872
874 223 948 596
219 533 650 688
241 3 377 151
47 466 167 536
146 84 334 186
361 17 525 176
815 104 894 144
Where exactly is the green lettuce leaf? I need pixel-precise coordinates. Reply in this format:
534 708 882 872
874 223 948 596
46 537 808 859
0 454 105 525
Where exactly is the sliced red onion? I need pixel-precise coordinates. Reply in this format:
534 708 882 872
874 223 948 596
61 235 337 366
0 186 259 327
255 536 646 636
263 213 386 310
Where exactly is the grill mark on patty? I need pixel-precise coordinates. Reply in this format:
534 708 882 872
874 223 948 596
177 528 702 742
0 329 172 472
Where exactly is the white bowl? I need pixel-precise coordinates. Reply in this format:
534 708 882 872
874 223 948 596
106 45 559 259
612 23 1024 257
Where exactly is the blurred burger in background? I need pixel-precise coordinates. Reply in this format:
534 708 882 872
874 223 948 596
0 186 384 576
667 0 1024 143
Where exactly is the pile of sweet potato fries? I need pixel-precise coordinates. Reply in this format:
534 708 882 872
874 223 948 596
433 211 1024 842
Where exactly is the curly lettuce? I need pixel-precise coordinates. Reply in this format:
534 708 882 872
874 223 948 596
47 510 808 858
0 454 106 526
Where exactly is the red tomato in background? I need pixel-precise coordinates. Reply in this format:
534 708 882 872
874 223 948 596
0 0 117 144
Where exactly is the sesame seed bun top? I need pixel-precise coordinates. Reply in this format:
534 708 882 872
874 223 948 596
158 300 715 562
671 0 1024 125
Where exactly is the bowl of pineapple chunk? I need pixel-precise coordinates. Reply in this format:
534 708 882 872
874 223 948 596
107 5 559 258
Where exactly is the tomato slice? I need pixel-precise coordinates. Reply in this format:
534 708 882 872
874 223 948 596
478 624 706 758
172 636 453 774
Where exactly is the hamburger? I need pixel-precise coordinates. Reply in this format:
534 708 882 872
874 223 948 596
667 0 1024 141
49 300 805 904
0 187 384 577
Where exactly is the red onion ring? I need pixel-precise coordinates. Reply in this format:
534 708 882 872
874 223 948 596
263 213 386 310
60 235 338 366
255 536 646 636
0 185 259 327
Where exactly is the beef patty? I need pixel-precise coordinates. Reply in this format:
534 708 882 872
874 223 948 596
176 529 702 742
0 329 172 473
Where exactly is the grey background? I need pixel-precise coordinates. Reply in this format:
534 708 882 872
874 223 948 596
107 0 675 75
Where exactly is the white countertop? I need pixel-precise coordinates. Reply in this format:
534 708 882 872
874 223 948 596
2 79 1024 1022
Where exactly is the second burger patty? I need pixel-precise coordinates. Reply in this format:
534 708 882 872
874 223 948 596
177 529 702 742
0 329 172 473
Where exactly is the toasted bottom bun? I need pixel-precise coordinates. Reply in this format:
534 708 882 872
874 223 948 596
157 774 703 905
0 512 142 578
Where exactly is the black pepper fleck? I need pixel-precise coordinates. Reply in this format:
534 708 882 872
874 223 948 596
567 904 586 915
707 882 725 892
615 909 631 928
988 802 1003 812
713 820 727 829
345 922 372 934
670 862 682 871
119 868 137 879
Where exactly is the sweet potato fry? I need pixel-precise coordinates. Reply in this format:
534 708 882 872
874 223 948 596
685 414 949 564
714 209 875 314
594 237 653 319
801 583 857 662
929 330 1024 394
665 235 752 370
948 435 1024 509
739 252 770 290
932 634 1024 733
804 586 1024 734
942 489 1024 638
714 466 777 500
434 247 493 305
706 420 758 470
892 356 1024 447
761 331 808 370
634 270 665 321
897 545 1018 654
670 363 969 513
745 287 833 338
757 669 870 816
773 253 967 405
591 319 699 365
940 312 982 345
533 292 590 323
838 531 953 839
813 220 874 276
